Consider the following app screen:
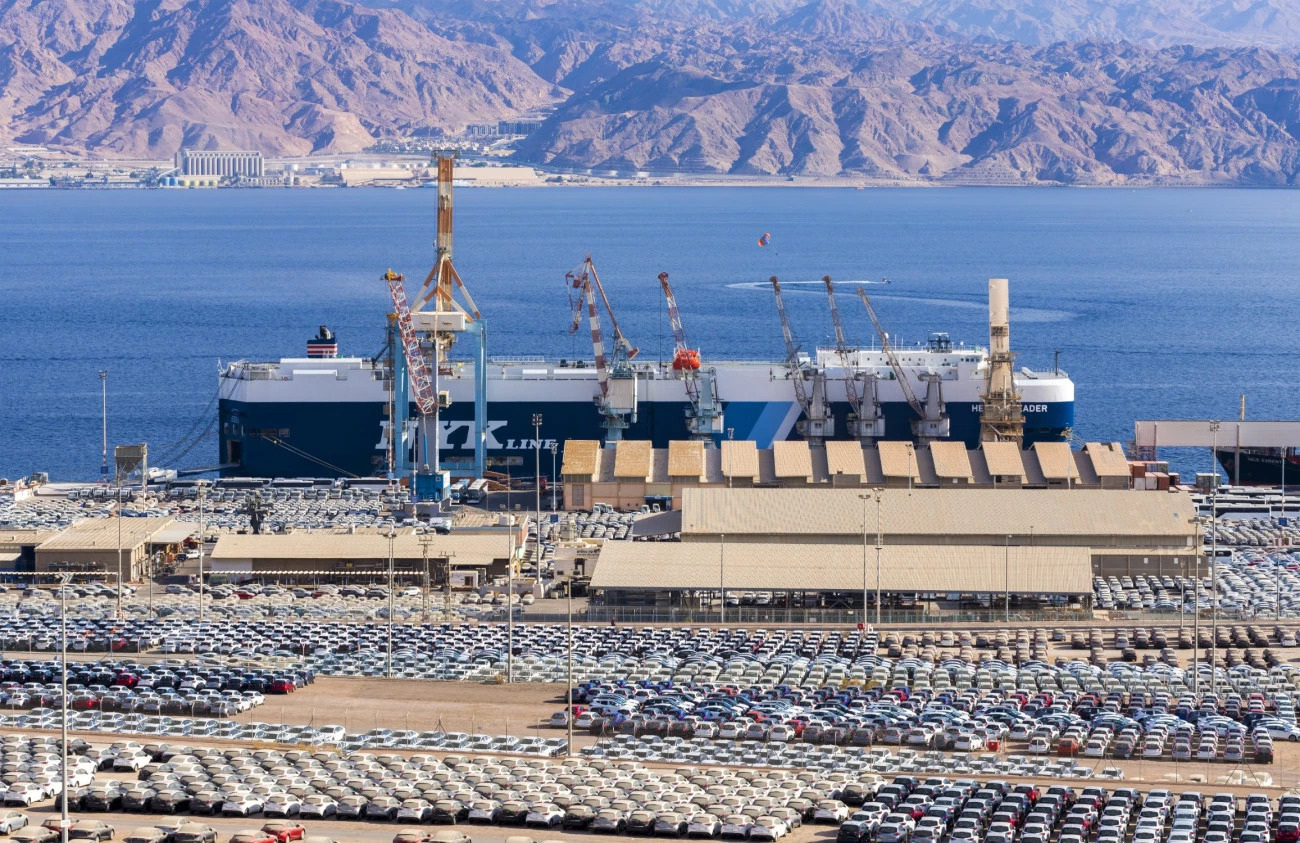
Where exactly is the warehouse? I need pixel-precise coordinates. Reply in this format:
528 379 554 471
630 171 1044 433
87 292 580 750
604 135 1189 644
561 439 1138 510
208 532 520 585
590 486 1197 615
34 517 177 579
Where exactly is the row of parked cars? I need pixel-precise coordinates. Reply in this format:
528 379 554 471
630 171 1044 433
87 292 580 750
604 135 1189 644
837 781 1297 843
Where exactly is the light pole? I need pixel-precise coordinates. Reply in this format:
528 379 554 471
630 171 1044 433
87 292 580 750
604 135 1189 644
719 532 726 625
386 523 395 679
507 515 515 683
197 480 208 627
566 553 574 756
533 414 543 565
1189 515 1204 695
116 484 123 618
1210 420 1220 695
1004 534 1011 623
98 370 108 484
58 574 71 843
550 442 558 512
858 491 880 628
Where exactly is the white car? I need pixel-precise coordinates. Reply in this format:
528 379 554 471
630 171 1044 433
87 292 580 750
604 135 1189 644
749 817 789 841
812 800 849 823
2 785 45 807
721 816 753 839
687 814 722 838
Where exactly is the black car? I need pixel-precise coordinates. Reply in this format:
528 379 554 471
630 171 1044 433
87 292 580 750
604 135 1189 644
835 822 866 843
186 792 224 815
148 790 190 813
563 805 596 830
121 789 157 812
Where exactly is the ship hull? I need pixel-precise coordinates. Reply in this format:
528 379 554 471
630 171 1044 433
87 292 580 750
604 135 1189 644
1217 449 1300 487
218 394 1074 479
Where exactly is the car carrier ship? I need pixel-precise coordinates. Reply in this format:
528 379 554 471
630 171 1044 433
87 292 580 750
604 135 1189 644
217 331 1074 479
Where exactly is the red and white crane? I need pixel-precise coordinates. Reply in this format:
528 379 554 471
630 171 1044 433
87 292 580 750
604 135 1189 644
659 272 722 443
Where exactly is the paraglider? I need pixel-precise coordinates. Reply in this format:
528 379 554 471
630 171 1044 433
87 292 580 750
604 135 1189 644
757 232 771 247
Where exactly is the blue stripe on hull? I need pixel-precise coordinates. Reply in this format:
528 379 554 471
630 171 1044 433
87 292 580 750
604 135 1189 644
218 398 1074 478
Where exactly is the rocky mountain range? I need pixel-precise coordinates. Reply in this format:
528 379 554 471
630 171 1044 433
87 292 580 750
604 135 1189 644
4 0 1300 183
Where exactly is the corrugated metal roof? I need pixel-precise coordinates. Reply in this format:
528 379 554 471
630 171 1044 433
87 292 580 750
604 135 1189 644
1087 442 1132 478
593 542 1093 594
982 441 1026 477
721 440 759 480
37 517 175 552
0 530 57 549
929 442 973 480
211 533 513 565
772 441 813 480
681 487 1196 538
825 441 866 477
561 440 600 476
151 523 198 545
667 440 704 478
1034 442 1075 481
614 440 652 479
878 441 920 479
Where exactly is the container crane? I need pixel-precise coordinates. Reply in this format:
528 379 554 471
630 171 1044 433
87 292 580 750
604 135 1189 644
568 256 640 445
771 276 833 442
855 286 950 442
824 276 883 440
659 272 723 443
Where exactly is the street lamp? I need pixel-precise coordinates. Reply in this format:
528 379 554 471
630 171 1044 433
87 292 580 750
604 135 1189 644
386 524 395 679
98 370 108 484
533 414 543 565
507 514 515 683
197 480 209 627
1004 535 1011 623
858 491 881 628
566 551 574 756
116 483 123 618
719 532 726 625
58 574 71 843
550 442 559 512
1210 420 1220 695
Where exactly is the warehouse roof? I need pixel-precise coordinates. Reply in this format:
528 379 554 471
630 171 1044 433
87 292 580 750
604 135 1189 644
825 441 866 478
667 440 704 479
561 440 600 476
982 441 1026 478
593 542 1093 594
681 487 1195 539
210 533 514 566
0 530 57 549
930 441 973 481
37 518 175 552
721 440 759 480
614 440 652 480
772 441 813 481
1087 442 1132 478
878 441 920 479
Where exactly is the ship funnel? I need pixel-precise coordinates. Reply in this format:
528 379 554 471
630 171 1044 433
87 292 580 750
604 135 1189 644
979 277 1023 444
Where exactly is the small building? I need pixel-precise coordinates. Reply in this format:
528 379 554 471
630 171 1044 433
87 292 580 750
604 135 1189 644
35 517 176 579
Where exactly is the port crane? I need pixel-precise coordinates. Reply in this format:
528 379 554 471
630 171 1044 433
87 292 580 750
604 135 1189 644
855 287 950 442
771 276 834 442
659 272 723 443
568 256 640 445
824 276 884 440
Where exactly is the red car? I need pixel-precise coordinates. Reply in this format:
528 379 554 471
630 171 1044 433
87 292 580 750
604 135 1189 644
261 820 307 842
269 678 296 694
229 832 276 843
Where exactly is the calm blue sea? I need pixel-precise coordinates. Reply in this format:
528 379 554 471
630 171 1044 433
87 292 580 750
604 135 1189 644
2 186 1297 481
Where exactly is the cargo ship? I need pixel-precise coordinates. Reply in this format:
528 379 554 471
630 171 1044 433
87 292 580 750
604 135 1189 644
1217 448 1300 487
218 331 1074 478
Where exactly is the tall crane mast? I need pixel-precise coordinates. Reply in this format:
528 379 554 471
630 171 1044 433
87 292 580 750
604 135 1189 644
568 256 639 445
856 286 949 443
770 276 833 442
660 272 723 443
824 276 883 440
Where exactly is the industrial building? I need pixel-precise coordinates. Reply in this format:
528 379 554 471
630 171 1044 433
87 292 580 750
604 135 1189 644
589 486 1198 613
32 517 186 579
208 532 521 585
174 149 264 178
561 438 1136 510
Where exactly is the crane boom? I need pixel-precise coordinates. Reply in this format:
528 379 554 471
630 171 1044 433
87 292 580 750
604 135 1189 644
567 256 639 442
824 275 862 417
384 270 438 417
659 273 700 406
856 286 924 417
771 276 812 416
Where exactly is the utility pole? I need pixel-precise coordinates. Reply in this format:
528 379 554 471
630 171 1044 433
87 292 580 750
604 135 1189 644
98 371 108 484
719 532 726 625
116 484 123 618
418 534 434 623
875 491 883 625
506 515 515 683
566 553 574 757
